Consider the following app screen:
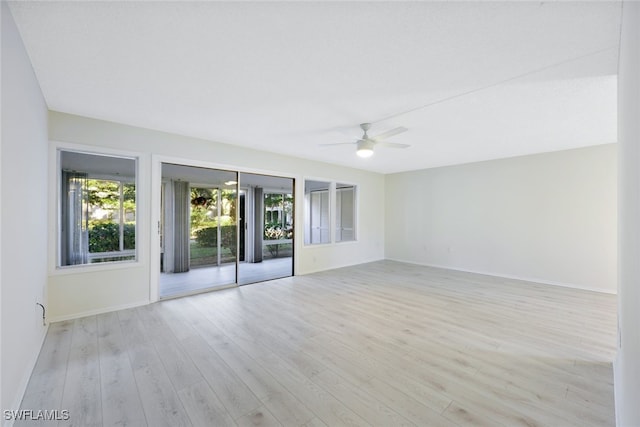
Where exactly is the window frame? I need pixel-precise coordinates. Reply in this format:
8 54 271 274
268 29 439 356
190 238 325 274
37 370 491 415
84 177 136 263
304 180 332 246
56 147 140 270
263 190 293 232
303 178 358 246
335 184 357 243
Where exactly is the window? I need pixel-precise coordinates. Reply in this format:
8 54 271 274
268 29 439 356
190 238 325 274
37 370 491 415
59 150 137 266
304 180 357 245
264 192 293 240
336 184 356 242
305 180 330 245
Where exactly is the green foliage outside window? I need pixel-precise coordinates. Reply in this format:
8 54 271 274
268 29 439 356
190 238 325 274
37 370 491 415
89 222 136 252
194 225 237 256
86 179 136 254
87 180 135 215
190 188 236 238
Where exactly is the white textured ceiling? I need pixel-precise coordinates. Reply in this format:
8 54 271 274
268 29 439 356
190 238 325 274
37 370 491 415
8 1 620 174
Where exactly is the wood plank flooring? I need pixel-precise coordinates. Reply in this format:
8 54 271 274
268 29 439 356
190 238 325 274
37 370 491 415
17 261 617 426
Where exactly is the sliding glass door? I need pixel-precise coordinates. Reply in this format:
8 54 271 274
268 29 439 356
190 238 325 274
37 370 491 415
158 164 294 297
159 163 237 298
238 173 294 285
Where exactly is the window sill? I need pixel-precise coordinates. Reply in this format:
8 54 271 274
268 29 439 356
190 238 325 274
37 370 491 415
50 259 142 276
335 240 358 245
302 240 358 248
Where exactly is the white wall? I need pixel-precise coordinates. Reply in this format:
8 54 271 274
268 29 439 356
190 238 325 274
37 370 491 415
48 111 385 320
1 1 50 419
616 2 640 426
385 144 617 293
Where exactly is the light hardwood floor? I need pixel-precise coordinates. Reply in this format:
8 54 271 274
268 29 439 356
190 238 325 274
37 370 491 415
18 260 617 426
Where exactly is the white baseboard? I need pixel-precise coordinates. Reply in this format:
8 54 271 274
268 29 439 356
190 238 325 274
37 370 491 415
47 299 150 323
4 324 49 427
299 257 386 276
383 258 617 295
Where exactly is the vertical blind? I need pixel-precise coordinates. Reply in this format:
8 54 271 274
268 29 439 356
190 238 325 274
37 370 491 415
173 181 190 273
61 171 89 265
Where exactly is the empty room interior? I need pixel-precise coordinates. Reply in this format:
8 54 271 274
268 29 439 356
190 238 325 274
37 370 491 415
2 1 640 426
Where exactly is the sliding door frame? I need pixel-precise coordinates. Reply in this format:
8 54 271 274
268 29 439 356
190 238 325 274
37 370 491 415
150 154 296 302
238 172 295 286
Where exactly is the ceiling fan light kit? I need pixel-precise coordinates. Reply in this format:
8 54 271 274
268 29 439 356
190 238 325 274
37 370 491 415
356 139 375 157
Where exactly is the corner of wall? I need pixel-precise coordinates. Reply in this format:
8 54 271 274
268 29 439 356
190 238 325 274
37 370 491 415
613 350 621 427
616 2 640 426
1 0 50 417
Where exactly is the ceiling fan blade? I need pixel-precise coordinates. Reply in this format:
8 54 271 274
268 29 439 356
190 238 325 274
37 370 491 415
318 142 356 147
376 141 411 149
371 126 408 141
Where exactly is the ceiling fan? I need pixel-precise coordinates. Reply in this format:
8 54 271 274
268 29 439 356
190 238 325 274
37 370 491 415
320 123 409 158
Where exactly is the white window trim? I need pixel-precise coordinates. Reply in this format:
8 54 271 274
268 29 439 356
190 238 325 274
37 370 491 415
49 141 147 275
303 178 358 247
